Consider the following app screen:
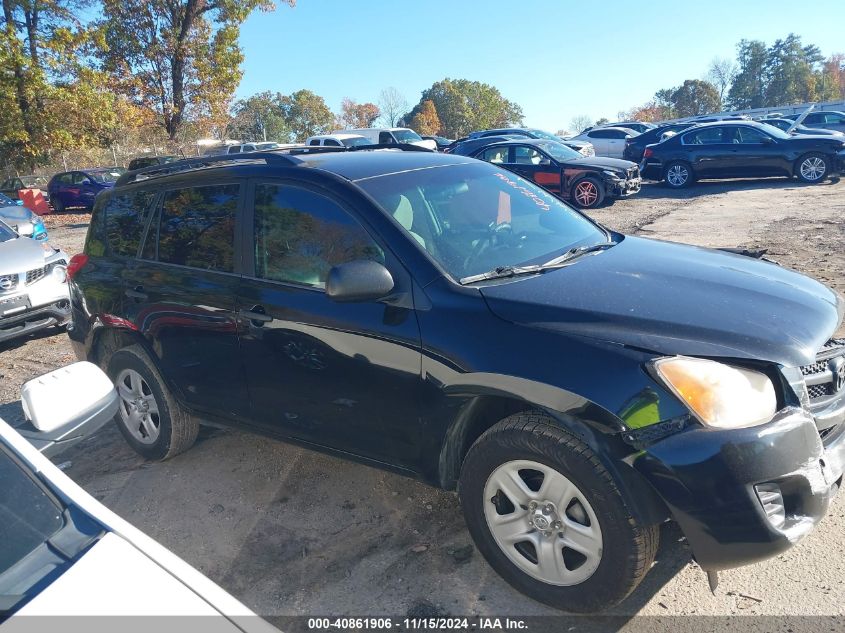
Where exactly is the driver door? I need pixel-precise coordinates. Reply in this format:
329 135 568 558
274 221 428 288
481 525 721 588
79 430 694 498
235 180 425 469
499 145 562 196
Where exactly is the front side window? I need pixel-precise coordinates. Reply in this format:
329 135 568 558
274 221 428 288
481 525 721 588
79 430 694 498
88 170 123 184
324 139 342 147
309 139 321 146
342 136 370 147
105 190 156 257
378 132 395 144
683 128 724 145
478 146 509 163
156 184 239 271
824 113 845 124
728 127 770 144
357 161 605 281
513 146 550 165
254 184 383 288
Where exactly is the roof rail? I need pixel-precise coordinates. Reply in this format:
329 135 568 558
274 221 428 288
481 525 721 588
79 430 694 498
115 143 434 187
115 151 298 186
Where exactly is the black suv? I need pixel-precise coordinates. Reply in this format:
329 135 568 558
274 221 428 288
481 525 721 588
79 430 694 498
67 148 845 612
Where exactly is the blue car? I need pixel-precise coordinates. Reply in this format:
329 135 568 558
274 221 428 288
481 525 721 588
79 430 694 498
0 192 46 239
47 167 125 212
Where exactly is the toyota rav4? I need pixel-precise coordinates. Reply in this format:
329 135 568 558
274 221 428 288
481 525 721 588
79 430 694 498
67 148 845 612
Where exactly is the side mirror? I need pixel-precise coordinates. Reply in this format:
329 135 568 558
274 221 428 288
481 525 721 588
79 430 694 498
761 136 774 144
17 362 119 456
326 260 394 303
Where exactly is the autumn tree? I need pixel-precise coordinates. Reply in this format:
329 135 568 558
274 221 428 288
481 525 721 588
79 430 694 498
405 78 523 138
0 0 116 168
670 79 721 117
409 100 441 136
229 91 289 141
340 98 380 128
278 89 335 140
98 0 294 141
378 87 408 127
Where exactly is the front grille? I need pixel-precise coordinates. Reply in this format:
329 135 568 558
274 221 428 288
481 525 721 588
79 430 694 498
0 274 18 293
808 383 832 399
25 260 65 286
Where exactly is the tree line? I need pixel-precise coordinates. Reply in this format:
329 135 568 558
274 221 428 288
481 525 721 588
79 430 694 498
570 33 844 133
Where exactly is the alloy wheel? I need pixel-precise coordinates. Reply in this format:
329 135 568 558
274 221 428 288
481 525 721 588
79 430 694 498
666 164 689 186
116 368 161 444
483 460 603 586
800 157 826 181
574 181 599 207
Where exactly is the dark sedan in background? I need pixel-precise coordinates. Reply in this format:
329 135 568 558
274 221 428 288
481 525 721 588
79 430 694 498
467 127 596 157
623 122 698 162
47 167 125 212
640 121 845 188
470 138 640 208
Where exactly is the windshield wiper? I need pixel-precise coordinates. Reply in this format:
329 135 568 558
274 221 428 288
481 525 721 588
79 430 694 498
459 241 617 285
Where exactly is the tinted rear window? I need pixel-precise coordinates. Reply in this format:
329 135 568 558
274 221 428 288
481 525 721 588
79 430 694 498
156 184 239 271
104 191 156 257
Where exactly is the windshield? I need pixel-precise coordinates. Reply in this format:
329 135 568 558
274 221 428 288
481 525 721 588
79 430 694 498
537 141 582 161
0 220 16 241
357 162 605 281
20 176 47 187
88 169 124 183
527 129 559 141
762 119 788 131
392 129 424 143
342 136 370 147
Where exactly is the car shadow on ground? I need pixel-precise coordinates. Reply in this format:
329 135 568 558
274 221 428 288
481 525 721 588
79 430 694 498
0 326 63 354
634 175 841 200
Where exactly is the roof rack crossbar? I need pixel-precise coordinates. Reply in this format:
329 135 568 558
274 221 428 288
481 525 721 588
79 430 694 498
115 151 298 186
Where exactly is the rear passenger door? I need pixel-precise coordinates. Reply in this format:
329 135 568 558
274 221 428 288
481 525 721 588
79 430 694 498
235 180 424 469
680 127 729 177
126 179 250 422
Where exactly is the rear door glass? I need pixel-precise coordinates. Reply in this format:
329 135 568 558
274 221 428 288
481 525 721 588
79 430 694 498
155 184 240 272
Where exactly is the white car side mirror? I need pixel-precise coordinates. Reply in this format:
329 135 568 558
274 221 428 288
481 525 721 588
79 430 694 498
21 362 116 433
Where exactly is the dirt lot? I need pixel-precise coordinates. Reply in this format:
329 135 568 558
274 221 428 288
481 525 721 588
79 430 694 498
2 177 844 624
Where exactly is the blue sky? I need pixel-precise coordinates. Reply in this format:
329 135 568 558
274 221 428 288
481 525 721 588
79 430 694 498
237 0 844 134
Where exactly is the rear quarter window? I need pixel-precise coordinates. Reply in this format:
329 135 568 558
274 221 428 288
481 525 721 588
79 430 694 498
103 191 157 257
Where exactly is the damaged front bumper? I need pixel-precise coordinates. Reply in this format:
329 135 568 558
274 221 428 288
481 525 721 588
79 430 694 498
633 404 845 571
608 177 641 198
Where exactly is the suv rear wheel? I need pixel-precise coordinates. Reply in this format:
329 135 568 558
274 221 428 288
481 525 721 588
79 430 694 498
459 412 658 612
107 345 198 460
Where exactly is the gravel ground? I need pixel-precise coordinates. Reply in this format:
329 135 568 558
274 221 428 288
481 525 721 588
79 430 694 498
1 177 844 624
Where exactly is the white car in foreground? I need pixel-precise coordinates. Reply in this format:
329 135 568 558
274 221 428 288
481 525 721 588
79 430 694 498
0 362 275 630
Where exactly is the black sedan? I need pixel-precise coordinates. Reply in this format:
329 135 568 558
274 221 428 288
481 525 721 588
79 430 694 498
640 121 845 188
622 122 698 162
470 138 640 208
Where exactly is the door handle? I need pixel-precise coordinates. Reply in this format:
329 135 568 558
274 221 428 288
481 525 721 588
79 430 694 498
125 286 148 300
238 306 273 325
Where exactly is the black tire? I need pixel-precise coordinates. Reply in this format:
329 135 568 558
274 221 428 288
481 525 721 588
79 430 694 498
570 177 605 209
795 152 829 184
106 345 198 460
662 161 693 189
459 412 658 612
51 197 65 213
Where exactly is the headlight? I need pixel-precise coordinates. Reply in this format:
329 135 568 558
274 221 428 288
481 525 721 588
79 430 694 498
653 356 777 429
603 170 624 180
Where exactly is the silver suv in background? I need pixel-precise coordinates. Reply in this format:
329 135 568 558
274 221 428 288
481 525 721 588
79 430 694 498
0 219 69 344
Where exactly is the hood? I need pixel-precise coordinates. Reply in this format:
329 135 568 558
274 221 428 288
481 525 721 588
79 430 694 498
480 236 843 367
0 237 50 274
565 156 635 172
562 140 589 148
0 206 35 225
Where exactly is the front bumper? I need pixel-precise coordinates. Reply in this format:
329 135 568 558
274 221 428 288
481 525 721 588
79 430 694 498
835 150 845 173
608 177 641 198
0 270 71 343
633 405 844 570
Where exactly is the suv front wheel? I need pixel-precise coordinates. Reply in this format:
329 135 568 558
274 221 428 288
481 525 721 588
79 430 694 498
107 345 198 460
459 412 658 612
